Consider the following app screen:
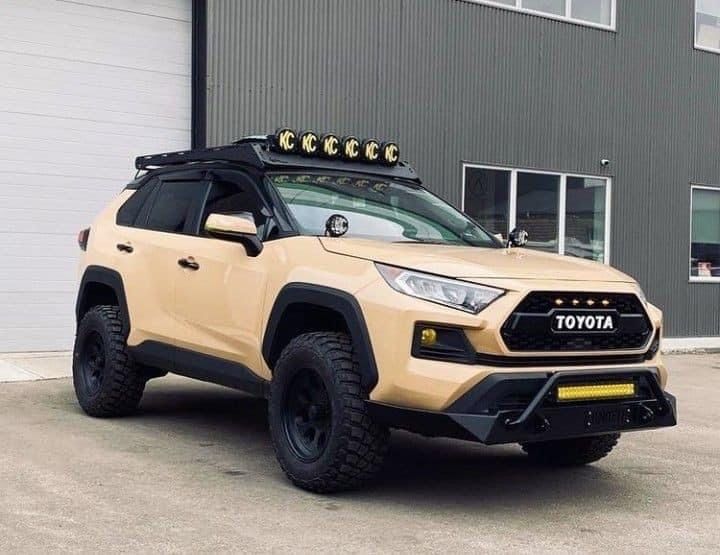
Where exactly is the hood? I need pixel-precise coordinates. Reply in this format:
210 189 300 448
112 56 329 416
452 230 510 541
319 238 635 283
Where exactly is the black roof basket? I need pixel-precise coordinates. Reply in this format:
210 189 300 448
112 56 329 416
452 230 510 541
134 138 267 170
135 137 419 182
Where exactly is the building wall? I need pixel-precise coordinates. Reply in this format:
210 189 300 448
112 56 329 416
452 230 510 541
204 0 720 338
0 0 191 351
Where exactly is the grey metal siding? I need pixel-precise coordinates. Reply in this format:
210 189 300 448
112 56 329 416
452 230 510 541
205 0 720 338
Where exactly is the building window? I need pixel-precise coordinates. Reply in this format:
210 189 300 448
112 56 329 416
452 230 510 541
690 186 720 281
467 0 615 30
695 0 720 53
462 164 611 263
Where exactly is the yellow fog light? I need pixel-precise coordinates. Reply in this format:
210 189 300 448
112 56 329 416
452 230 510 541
557 382 636 403
420 328 437 347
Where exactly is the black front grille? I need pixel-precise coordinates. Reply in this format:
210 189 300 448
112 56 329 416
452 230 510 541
501 292 652 352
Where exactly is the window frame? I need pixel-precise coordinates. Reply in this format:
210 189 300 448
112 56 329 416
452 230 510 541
463 0 617 32
142 177 211 236
694 0 720 54
689 183 720 283
461 162 612 264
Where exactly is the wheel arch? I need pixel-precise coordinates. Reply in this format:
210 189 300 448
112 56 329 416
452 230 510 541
76 266 130 334
262 283 378 390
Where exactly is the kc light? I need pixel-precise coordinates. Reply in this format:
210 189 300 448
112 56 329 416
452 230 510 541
320 133 340 158
380 141 400 165
376 263 504 314
299 130 319 155
275 128 297 152
342 136 361 160
362 139 380 162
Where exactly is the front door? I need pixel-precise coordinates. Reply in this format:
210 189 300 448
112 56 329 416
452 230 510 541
174 173 272 380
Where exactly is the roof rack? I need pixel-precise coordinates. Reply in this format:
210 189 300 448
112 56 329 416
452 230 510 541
135 138 267 170
134 133 419 182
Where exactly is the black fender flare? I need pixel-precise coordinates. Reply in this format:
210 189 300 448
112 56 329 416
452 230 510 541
76 265 130 333
262 283 379 390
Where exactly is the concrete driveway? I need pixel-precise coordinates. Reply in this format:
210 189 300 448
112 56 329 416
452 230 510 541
1 354 718 553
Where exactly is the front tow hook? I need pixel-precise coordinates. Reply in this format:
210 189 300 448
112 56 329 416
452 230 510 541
638 403 655 424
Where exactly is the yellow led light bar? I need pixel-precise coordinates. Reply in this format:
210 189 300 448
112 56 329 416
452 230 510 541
556 382 636 402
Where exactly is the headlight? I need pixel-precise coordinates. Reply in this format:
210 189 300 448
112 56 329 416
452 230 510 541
632 283 647 305
376 263 504 314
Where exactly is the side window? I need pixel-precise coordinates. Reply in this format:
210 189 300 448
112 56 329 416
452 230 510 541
200 178 268 238
116 178 159 226
145 180 209 234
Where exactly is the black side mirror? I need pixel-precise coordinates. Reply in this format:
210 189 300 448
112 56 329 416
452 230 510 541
204 212 264 257
507 228 529 248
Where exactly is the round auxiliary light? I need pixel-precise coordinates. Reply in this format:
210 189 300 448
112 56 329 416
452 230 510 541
361 139 380 162
320 133 341 158
298 130 319 156
380 141 400 165
325 214 349 237
342 136 361 160
275 128 297 153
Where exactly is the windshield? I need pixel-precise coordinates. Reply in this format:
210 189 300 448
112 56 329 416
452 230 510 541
268 172 501 247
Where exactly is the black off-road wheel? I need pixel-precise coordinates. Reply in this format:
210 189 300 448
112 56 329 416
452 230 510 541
268 332 389 493
73 305 145 417
521 433 620 466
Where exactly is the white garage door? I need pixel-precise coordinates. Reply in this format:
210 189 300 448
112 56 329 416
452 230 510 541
0 0 191 352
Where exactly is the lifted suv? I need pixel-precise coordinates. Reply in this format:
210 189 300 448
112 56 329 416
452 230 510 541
74 129 676 492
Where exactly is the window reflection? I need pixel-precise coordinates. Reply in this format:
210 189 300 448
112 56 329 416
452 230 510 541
516 172 559 253
565 177 606 262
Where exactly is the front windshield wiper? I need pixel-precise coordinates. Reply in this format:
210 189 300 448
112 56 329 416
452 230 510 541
392 239 465 246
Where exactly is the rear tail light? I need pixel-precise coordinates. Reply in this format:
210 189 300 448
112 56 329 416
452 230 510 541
78 228 90 251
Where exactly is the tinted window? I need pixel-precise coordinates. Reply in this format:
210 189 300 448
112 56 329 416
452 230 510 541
116 178 158 226
463 167 510 236
145 180 208 234
690 187 720 279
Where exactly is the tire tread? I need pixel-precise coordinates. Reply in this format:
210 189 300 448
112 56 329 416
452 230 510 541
73 305 145 417
269 332 389 493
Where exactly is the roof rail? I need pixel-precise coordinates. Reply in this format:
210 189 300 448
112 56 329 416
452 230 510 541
134 140 266 170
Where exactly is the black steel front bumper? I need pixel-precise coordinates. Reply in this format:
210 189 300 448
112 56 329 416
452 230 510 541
367 368 677 445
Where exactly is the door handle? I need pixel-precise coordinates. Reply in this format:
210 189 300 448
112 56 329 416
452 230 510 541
178 257 199 270
116 242 133 253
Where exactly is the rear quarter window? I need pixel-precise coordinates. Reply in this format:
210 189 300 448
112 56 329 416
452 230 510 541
116 178 159 226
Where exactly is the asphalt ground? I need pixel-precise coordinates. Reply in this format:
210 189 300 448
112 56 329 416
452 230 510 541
1 354 718 553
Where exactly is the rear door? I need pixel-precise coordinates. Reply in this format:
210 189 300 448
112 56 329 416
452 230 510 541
117 175 210 356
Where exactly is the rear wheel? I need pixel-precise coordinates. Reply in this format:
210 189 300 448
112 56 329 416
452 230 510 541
521 433 620 466
73 305 145 417
268 332 389 493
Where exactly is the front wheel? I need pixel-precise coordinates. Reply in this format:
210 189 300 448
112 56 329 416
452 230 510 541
268 332 389 493
521 433 620 466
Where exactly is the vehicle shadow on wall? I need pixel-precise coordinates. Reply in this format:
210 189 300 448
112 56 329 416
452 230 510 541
119 379 640 514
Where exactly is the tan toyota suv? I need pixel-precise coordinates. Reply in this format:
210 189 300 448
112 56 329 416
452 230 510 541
74 129 677 492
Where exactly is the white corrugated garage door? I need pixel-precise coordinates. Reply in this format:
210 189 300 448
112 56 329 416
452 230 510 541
0 0 191 351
